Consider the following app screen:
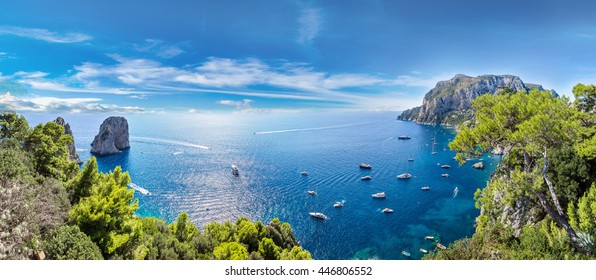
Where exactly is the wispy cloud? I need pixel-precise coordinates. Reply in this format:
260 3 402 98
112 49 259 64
0 26 92 43
132 39 185 58
0 92 143 113
297 7 323 44
217 99 254 110
393 74 453 88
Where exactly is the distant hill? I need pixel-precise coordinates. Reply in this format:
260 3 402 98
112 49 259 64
398 74 558 125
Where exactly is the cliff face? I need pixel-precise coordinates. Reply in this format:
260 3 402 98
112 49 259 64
53 117 83 164
90 116 130 156
398 74 557 125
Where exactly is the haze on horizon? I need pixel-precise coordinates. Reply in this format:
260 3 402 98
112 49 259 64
1 0 596 115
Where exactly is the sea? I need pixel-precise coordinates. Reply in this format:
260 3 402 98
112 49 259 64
23 111 499 260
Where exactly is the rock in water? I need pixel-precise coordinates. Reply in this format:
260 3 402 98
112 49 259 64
54 117 83 164
473 162 485 169
90 116 130 155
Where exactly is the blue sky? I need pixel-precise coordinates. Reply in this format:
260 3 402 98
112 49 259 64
1 0 596 114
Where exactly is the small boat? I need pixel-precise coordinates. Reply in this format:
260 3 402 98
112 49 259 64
408 154 414 161
128 183 151 196
397 136 411 140
441 165 451 169
301 171 309 176
421 186 430 191
372 192 386 199
420 248 428 254
309 212 328 220
441 173 449 177
231 165 239 176
333 202 344 208
382 208 393 213
397 173 412 179
425 236 435 240
359 163 373 169
361 175 372 180
307 190 317 196
401 251 411 257
453 187 459 198
436 243 447 250
431 151 437 155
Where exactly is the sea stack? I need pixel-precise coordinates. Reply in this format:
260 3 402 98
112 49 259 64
473 162 485 169
54 117 83 164
90 116 130 156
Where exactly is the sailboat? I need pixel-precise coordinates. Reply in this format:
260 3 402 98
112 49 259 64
431 133 437 155
408 154 414 161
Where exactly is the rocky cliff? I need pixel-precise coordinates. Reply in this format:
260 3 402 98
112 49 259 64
90 116 130 156
53 117 83 164
398 74 557 125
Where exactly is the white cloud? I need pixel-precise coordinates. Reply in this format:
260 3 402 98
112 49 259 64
133 39 184 58
217 99 254 110
0 92 143 113
297 7 323 44
0 26 92 43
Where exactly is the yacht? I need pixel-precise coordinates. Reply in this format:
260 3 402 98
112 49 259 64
441 165 451 169
309 212 328 220
361 175 372 180
420 248 428 254
397 173 412 179
421 186 430 191
425 235 435 240
307 190 317 196
441 173 450 177
397 135 411 140
436 243 447 250
382 208 393 213
333 202 344 208
231 165 239 176
401 251 411 257
359 163 373 169
301 171 309 176
372 192 386 199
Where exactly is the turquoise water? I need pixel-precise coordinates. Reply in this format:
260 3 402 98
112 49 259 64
25 111 499 259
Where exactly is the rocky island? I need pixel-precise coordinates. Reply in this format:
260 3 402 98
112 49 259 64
90 116 130 155
398 74 557 126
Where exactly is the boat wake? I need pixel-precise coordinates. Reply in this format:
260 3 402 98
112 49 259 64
133 137 210 150
254 122 371 135
129 182 152 195
172 151 184 155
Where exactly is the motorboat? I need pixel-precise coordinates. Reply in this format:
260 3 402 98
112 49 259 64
421 186 430 191
361 175 372 180
231 164 239 176
372 192 386 199
128 183 151 196
425 236 435 240
436 243 447 250
301 171 309 176
397 173 412 179
453 187 459 198
419 248 428 254
441 173 449 177
408 154 414 161
333 202 344 208
359 163 373 169
309 212 328 220
401 251 411 257
397 136 411 140
382 208 393 213
307 190 317 196
441 165 451 169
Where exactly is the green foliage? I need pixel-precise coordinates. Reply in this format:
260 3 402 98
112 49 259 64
258 237 281 260
0 112 29 142
24 121 77 181
280 246 313 260
0 146 30 186
43 225 103 260
568 183 596 253
213 242 249 260
66 157 99 204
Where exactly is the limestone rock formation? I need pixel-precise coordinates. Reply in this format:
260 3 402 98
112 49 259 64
472 162 485 169
53 117 83 164
398 74 558 125
90 116 130 156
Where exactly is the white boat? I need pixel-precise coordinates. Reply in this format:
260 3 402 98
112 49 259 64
441 165 451 169
128 183 151 196
453 187 459 198
334 202 344 208
231 164 239 176
408 154 414 161
441 173 449 177
397 173 412 179
420 248 428 254
309 212 328 220
437 243 447 250
425 236 435 240
372 192 386 199
307 190 317 196
361 175 372 180
301 171 309 176
359 163 372 169
382 208 393 213
421 186 430 191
